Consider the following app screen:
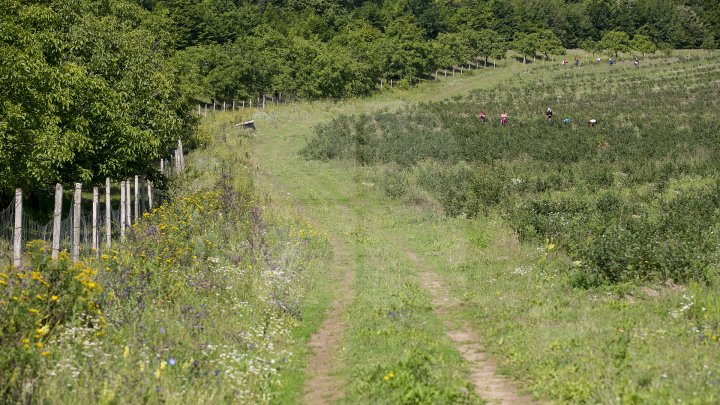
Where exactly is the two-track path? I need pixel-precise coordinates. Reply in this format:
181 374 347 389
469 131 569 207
251 68 539 404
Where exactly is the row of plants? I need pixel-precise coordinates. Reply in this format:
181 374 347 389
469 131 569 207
303 57 720 285
1 131 329 402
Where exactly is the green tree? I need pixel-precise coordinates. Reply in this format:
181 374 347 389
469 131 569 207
598 30 630 58
629 34 656 58
579 38 600 56
511 32 538 64
535 29 565 60
472 29 508 67
702 34 716 56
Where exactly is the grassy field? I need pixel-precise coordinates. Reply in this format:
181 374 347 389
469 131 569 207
3 51 720 403
241 53 720 403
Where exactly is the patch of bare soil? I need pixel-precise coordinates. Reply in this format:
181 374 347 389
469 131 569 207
303 236 354 405
411 253 537 404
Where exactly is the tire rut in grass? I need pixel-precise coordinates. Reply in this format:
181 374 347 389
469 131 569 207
407 252 537 405
303 235 353 405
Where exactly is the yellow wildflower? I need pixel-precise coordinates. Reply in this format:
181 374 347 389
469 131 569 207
51 295 58 302
36 325 49 337
123 346 130 359
28 308 39 314
41 351 51 356
35 342 43 349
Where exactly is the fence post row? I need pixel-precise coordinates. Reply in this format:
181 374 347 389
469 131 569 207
6 173 170 266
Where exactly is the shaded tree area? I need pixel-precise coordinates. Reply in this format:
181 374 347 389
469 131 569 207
0 0 199 197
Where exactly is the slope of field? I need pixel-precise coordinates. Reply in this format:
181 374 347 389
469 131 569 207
304 57 720 285
250 55 720 403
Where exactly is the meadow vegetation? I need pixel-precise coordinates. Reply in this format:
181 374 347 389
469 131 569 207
0 125 330 403
294 55 720 402
303 56 720 285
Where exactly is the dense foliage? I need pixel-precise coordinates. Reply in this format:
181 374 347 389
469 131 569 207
150 0 720 101
0 0 198 196
303 57 720 284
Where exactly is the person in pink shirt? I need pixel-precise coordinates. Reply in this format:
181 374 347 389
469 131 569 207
478 110 487 123
501 112 508 126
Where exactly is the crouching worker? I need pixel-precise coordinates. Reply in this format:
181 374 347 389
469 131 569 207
478 110 487 123
588 118 597 127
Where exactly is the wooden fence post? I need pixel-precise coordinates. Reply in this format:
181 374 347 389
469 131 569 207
72 183 81 263
204 104 208 117
92 187 99 257
134 175 139 222
233 100 235 111
13 189 22 268
198 104 201 116
125 180 131 226
178 139 184 172
120 180 126 241
147 181 153 211
105 178 111 249
51 184 62 260
249 99 252 109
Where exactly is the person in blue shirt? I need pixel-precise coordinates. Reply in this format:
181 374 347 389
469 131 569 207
609 57 614 65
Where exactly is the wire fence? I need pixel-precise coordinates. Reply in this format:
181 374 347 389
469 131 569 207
0 181 170 263
1 139 184 267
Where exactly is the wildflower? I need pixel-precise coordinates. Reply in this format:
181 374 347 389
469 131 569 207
35 342 43 349
51 295 58 302
169 358 176 366
36 325 49 337
28 308 39 314
41 351 51 356
123 346 130 359
160 361 167 370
